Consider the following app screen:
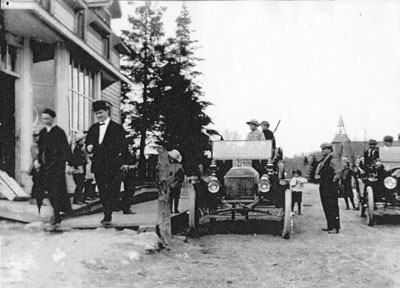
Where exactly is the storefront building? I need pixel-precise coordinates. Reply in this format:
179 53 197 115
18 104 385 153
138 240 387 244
0 0 131 192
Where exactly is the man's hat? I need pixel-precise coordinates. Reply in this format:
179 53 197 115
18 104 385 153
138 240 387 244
368 139 377 146
246 119 260 126
92 100 111 112
383 135 393 143
260 121 270 126
168 149 182 163
320 142 333 150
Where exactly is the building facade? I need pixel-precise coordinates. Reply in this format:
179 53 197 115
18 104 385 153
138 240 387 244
0 0 131 192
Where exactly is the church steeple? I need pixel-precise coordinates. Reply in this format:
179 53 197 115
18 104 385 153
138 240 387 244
332 115 350 144
332 115 351 159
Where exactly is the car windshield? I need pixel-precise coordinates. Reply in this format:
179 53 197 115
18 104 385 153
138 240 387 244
212 140 272 160
379 147 400 170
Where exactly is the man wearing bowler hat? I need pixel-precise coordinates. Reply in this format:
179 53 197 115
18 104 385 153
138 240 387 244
315 142 342 234
85 100 128 225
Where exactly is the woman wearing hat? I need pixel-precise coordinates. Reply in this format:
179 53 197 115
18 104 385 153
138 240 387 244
245 119 265 141
168 149 185 214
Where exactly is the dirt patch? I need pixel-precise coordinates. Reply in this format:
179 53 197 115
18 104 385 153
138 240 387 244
2 183 400 287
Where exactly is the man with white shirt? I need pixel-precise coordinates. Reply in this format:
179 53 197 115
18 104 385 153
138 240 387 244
86 101 128 225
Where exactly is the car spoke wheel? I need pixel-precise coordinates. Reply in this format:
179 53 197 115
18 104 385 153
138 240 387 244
366 186 375 226
282 188 292 239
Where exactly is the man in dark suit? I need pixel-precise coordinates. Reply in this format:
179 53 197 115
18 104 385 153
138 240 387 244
85 101 128 225
261 121 276 150
36 108 72 225
316 142 342 234
363 139 379 169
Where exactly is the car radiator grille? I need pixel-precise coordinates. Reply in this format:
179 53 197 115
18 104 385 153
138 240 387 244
224 177 257 199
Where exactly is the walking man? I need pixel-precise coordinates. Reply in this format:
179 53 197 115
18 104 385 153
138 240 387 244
36 109 72 225
316 142 342 234
85 101 128 225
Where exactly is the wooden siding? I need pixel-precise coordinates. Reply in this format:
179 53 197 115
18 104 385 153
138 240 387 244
86 26 103 55
110 50 120 69
101 81 121 123
53 0 75 32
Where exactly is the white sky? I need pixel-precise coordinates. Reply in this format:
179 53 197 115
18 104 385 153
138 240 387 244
112 0 400 157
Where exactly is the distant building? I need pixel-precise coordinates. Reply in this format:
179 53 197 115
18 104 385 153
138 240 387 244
0 0 132 192
331 116 399 163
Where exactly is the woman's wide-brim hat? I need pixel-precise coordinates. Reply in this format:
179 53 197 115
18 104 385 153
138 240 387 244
246 119 260 126
168 149 182 163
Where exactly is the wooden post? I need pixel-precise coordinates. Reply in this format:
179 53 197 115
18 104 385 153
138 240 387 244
156 147 172 249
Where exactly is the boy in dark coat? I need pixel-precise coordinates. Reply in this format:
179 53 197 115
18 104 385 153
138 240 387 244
36 109 72 225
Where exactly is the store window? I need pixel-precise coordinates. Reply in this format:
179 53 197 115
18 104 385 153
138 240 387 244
102 35 110 59
31 43 56 130
69 58 96 134
75 9 85 40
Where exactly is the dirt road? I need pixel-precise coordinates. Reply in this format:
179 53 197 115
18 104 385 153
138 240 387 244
2 183 400 288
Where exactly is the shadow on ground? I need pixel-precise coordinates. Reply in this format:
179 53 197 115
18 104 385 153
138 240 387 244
196 219 283 236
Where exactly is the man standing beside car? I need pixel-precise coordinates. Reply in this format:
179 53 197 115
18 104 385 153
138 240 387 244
315 142 342 234
85 101 128 225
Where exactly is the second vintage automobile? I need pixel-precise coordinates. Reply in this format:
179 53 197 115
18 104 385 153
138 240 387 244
189 140 293 239
360 146 400 226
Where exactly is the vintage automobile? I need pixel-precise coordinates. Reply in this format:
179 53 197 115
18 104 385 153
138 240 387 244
189 140 293 239
360 146 400 226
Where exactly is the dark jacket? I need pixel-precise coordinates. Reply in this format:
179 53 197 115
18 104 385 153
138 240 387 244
170 163 185 190
38 126 72 176
262 129 276 149
364 147 379 167
85 120 128 175
70 144 87 168
317 155 341 188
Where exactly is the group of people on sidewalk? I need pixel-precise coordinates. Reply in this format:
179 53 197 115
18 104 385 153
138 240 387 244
31 101 186 226
29 102 142 225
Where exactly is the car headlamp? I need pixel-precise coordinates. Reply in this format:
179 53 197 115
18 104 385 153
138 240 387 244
208 178 220 193
384 176 397 189
258 175 271 193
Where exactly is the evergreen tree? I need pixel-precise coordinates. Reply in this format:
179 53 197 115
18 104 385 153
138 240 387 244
120 1 168 179
154 4 212 175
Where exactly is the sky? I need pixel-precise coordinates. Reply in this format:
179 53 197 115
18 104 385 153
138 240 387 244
112 0 400 157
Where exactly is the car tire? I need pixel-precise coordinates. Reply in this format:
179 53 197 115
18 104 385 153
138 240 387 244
282 188 292 239
366 186 375 226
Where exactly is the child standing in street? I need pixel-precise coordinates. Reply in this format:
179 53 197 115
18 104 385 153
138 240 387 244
289 170 307 215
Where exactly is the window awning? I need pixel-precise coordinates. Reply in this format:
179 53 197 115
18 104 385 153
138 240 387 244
111 34 130 55
88 10 112 36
